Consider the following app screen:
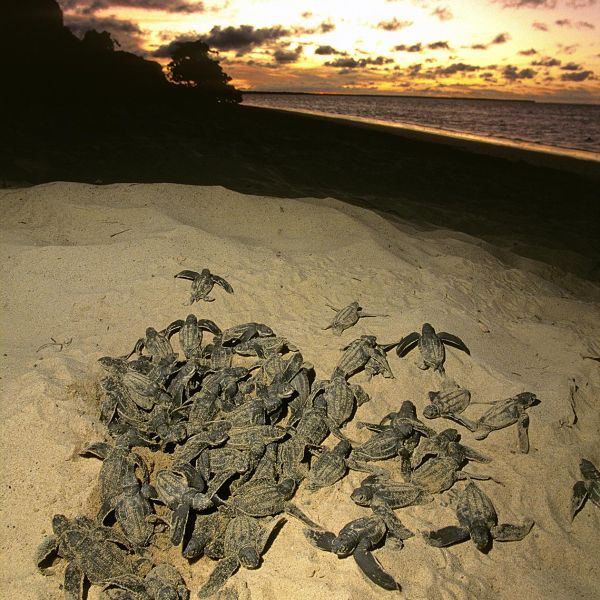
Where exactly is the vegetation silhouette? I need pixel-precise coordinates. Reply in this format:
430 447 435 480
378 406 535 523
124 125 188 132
2 0 240 108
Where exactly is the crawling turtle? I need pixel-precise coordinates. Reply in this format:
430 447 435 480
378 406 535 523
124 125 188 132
304 498 413 591
423 383 471 420
571 458 600 521
36 514 146 599
447 392 539 453
423 482 534 552
323 301 388 335
100 563 190 600
351 474 432 509
305 440 353 492
221 322 274 346
198 515 285 598
411 428 491 470
394 323 470 374
166 314 221 359
333 336 394 380
174 268 233 304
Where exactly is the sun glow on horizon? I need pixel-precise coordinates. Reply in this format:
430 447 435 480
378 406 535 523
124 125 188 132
59 0 600 103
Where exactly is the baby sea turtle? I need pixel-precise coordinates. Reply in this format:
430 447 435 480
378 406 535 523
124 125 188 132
198 515 286 598
423 383 471 420
323 301 388 336
423 482 534 552
167 314 221 359
221 322 274 346
395 323 470 374
36 514 144 599
174 268 233 304
333 336 394 380
571 458 600 521
304 498 413 591
448 392 539 453
351 474 432 509
305 440 353 492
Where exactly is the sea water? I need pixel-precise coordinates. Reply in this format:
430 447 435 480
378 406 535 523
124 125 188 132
242 93 600 154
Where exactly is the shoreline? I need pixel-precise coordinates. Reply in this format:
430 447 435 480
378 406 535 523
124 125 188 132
241 103 600 180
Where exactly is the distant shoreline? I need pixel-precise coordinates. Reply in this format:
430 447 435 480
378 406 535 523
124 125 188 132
241 90 600 108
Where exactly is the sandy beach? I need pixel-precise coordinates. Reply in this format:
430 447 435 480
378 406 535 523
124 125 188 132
1 178 599 599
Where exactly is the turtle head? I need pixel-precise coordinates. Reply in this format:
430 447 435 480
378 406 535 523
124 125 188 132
423 404 440 419
350 485 373 507
516 392 539 408
331 533 355 557
422 323 435 335
441 428 460 442
470 524 492 553
278 478 297 500
239 546 261 569
52 514 70 536
399 400 417 419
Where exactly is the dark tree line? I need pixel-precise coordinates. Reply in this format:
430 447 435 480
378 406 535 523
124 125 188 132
1 0 241 109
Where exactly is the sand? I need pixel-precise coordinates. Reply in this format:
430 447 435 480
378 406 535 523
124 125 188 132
1 182 599 600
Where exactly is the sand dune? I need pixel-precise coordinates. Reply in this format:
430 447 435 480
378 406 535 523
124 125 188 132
0 183 598 600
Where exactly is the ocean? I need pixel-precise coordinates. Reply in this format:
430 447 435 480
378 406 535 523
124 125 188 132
242 93 600 154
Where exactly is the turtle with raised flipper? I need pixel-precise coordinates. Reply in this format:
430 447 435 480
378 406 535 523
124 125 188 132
570 458 600 521
447 392 539 453
394 323 470 374
423 482 533 553
166 314 221 359
323 301 388 336
197 514 286 598
174 268 233 304
304 497 413 591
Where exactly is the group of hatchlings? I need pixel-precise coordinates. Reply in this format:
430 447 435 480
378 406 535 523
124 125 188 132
36 267 600 599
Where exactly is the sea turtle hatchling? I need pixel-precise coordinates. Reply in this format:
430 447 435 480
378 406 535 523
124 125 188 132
333 336 394 380
570 458 600 521
305 439 353 492
197 515 286 598
304 497 413 591
174 268 234 304
322 301 388 336
351 474 432 510
423 482 534 552
394 323 470 374
36 514 146 599
447 392 540 453
423 383 472 420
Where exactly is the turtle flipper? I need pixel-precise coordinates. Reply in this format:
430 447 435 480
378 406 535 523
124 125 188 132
570 480 589 521
284 503 324 530
169 503 189 546
517 412 530 454
174 270 199 281
422 525 471 547
211 275 234 294
198 556 240 598
491 520 534 541
460 444 492 464
198 319 222 335
438 333 470 355
35 535 59 573
395 332 420 357
64 561 85 600
353 543 400 591
303 528 336 552
443 413 479 432
580 458 600 480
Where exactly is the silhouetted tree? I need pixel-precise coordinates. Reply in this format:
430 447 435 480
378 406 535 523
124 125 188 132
167 40 241 103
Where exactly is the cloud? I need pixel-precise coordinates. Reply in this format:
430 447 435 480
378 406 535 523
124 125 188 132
471 43 488 50
59 0 204 13
496 0 557 8
555 19 570 26
428 41 451 50
152 34 202 57
532 22 549 30
273 46 302 64
561 70 593 81
394 43 423 52
532 56 561 65
558 43 578 54
492 33 511 44
519 48 537 55
203 25 289 54
565 0 596 7
561 61 582 70
375 18 413 31
324 56 393 69
576 21 595 29
437 62 480 75
431 7 453 21
63 14 144 52
503 65 536 80
314 45 346 56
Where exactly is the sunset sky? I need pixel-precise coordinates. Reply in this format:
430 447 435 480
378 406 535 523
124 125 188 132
57 0 600 102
